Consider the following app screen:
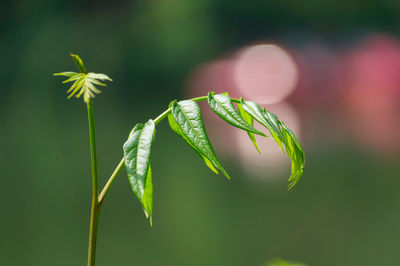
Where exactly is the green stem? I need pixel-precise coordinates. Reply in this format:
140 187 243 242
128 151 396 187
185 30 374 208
98 157 124 204
87 99 100 266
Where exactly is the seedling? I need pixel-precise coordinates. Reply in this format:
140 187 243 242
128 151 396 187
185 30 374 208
54 54 305 266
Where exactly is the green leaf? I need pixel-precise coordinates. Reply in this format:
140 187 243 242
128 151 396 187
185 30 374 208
168 100 230 179
281 122 305 189
207 92 266 137
240 99 284 152
62 73 83 84
70 53 87 73
239 99 305 188
168 109 219 174
87 73 113 81
123 119 156 223
262 109 285 153
237 101 261 154
53 71 78 77
54 72 112 103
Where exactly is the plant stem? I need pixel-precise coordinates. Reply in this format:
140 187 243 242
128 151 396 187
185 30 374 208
98 157 125 204
97 95 243 202
87 99 100 266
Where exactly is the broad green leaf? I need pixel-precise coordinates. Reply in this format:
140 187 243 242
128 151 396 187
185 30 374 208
207 92 266 137
168 100 230 179
280 122 305 189
237 101 261 154
240 99 284 152
123 119 156 223
143 165 153 226
168 109 219 174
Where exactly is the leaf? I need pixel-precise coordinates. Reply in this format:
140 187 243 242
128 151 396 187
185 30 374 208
62 73 83 84
54 72 112 103
168 109 219 174
70 53 87 73
239 99 305 188
262 109 285 153
123 119 156 223
237 101 261 154
240 99 284 152
281 122 305 189
53 71 78 77
207 92 266 137
168 100 230 179
87 73 113 81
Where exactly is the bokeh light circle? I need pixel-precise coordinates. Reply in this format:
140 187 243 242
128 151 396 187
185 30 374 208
234 44 298 104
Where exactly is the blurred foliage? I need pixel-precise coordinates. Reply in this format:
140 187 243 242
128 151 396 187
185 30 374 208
1 0 400 265
265 258 307 266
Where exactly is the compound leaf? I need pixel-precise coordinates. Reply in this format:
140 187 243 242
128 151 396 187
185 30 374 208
53 54 112 103
123 119 155 223
208 92 266 137
237 101 261 154
168 100 230 179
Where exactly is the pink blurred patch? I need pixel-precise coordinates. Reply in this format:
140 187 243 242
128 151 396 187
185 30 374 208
343 34 400 154
233 44 298 104
293 43 345 109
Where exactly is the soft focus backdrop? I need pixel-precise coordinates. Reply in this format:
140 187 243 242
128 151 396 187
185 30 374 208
2 1 400 265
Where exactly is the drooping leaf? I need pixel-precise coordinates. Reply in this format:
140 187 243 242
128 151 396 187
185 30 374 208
240 99 284 152
262 109 285 153
237 101 261 154
207 92 266 137
143 164 153 226
168 100 230 179
168 108 219 174
263 110 283 140
281 122 305 189
239 99 305 188
123 119 156 223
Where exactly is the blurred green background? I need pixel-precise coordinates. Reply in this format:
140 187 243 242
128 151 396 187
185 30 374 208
2 1 400 265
